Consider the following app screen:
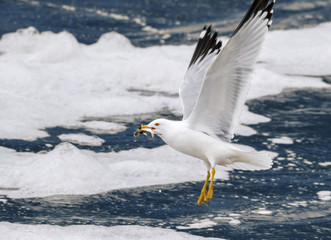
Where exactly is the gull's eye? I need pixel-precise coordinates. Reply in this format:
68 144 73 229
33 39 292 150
155 123 160 126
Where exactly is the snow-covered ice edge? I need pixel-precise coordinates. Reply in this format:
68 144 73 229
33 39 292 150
0 222 223 240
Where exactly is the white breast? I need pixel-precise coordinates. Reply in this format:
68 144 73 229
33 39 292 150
159 123 235 163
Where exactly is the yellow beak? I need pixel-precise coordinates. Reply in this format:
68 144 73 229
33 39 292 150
133 125 154 138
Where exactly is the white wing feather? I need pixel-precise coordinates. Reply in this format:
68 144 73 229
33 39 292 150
180 27 222 120
185 9 272 142
180 52 218 120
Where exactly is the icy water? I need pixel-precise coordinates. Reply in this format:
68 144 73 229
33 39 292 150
1 0 331 239
1 88 330 239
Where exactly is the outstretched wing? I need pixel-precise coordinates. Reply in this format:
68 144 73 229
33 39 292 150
180 26 222 120
185 0 275 142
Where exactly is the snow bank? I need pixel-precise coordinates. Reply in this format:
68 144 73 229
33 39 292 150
0 23 330 140
0 143 229 198
261 22 331 76
0 27 185 140
58 133 105 146
75 121 127 134
0 222 222 240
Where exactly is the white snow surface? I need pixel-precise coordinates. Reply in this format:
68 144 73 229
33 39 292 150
318 162 331 167
58 133 105 146
0 143 229 198
0 23 330 140
269 136 294 145
176 219 217 230
317 191 331 201
253 210 273 215
77 121 127 134
261 22 331 75
0 222 222 240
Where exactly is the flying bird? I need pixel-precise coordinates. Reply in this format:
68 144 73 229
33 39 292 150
134 0 275 206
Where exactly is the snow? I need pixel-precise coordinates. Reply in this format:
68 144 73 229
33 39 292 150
0 23 330 140
0 223 222 240
213 216 241 226
58 133 105 146
0 27 185 140
254 210 273 215
269 137 294 145
176 219 218 230
288 201 308 207
318 162 331 167
75 121 127 134
261 22 331 76
251 208 273 215
228 219 241 225
177 215 242 229
0 143 229 198
317 191 331 201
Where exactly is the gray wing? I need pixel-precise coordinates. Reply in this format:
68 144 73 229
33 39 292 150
180 26 222 120
185 0 275 142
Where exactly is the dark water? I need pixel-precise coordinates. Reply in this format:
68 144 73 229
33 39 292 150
1 0 331 239
1 0 331 47
0 110 177 153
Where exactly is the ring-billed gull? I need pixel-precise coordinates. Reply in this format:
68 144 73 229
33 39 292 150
134 0 275 206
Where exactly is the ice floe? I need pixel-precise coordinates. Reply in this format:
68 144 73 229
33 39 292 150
317 191 331 201
261 22 331 76
58 133 105 146
252 208 273 215
1 23 330 140
0 222 222 240
0 143 229 198
76 121 127 134
269 136 294 145
176 219 218 229
318 162 331 167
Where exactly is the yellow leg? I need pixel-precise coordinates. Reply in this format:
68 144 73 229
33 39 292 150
197 170 210 206
206 168 215 201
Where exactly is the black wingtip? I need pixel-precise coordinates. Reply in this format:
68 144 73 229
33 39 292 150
188 25 222 68
232 0 275 37
264 1 275 20
188 0 275 69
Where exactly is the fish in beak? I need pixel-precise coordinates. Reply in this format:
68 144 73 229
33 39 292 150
133 125 154 138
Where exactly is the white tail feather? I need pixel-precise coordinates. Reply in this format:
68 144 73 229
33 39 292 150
226 150 274 171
